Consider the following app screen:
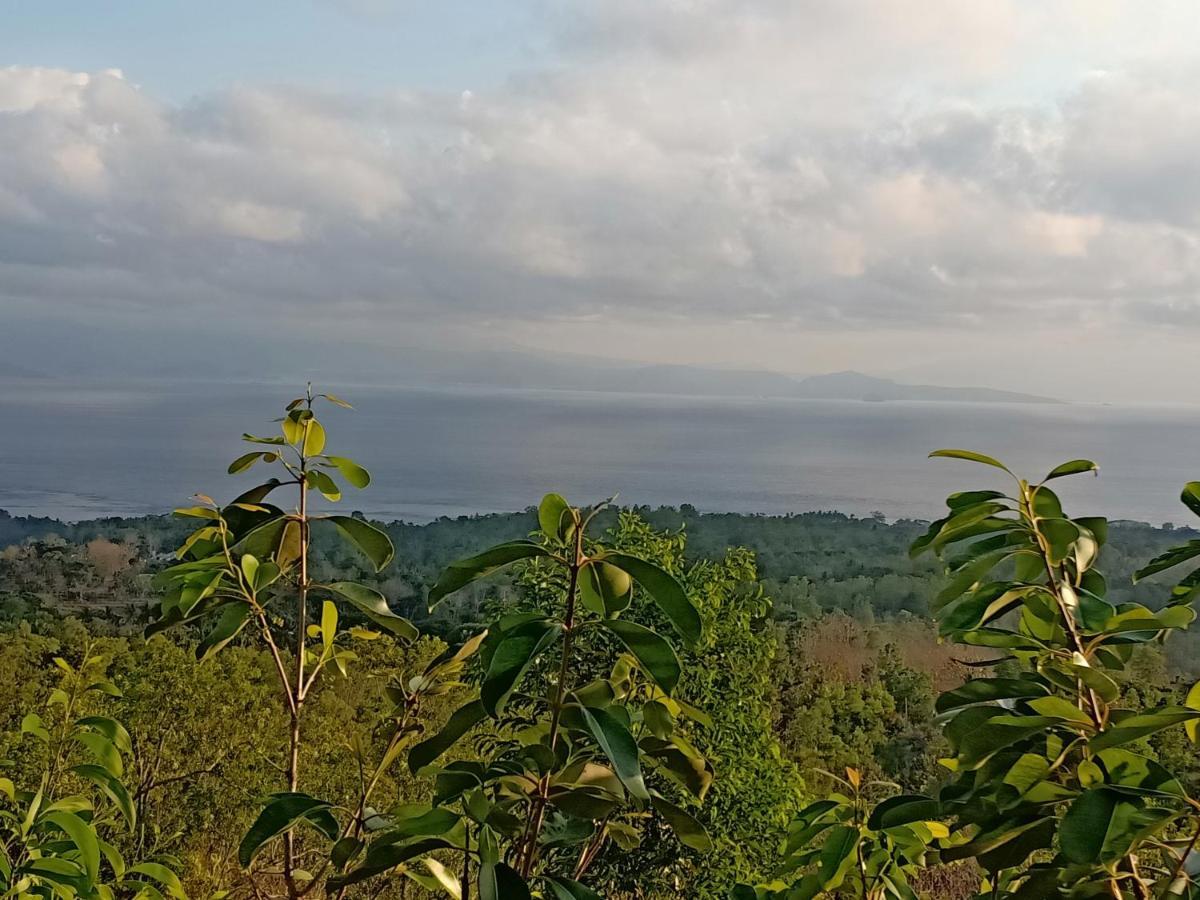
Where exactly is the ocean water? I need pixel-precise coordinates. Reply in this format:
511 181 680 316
0 380 1197 526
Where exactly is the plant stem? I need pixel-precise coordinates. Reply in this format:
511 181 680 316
518 526 584 878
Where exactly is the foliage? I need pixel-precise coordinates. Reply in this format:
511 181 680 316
746 451 1200 899
330 493 711 898
0 646 184 900
146 386 441 898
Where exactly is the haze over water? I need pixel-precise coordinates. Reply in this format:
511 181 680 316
1 381 1196 527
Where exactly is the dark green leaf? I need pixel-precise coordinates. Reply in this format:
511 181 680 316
545 875 603 900
324 582 417 642
650 795 712 851
323 516 394 571
929 449 1013 474
428 541 550 607
603 552 700 648
408 700 487 773
582 705 649 801
602 620 681 695
481 619 562 715
196 602 250 661
479 862 531 900
1044 459 1098 481
237 793 337 867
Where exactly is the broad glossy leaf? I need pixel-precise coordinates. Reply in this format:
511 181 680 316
308 469 341 502
196 602 250 661
408 700 487 773
238 793 337 867
1044 459 1098 481
302 418 326 456
1183 482 1200 518
126 863 186 899
327 838 453 890
935 677 1047 714
324 582 417 642
816 825 859 890
428 540 550 607
481 619 562 715
324 516 394 571
1060 789 1121 864
70 764 135 828
1089 707 1200 752
602 620 681 695
929 449 1013 474
603 552 701 648
867 795 940 830
41 811 100 884
479 862 530 900
325 455 370 489
650 795 712 851
582 705 649 801
538 493 574 542
1133 541 1200 582
545 875 603 900
579 561 633 616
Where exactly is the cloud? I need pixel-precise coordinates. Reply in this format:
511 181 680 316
1 3 1200 398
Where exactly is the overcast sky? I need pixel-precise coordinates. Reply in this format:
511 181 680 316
2 1 1200 402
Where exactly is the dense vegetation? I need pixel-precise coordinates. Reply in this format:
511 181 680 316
4 391 1200 898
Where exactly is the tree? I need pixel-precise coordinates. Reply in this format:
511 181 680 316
744 451 1200 899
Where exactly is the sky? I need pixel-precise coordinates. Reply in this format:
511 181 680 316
2 1 1200 402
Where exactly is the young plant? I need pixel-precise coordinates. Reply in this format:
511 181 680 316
734 767 942 900
744 451 1200 899
1 647 185 900
329 493 713 898
147 387 416 898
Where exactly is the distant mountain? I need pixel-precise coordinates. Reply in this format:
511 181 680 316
788 371 1060 404
0 320 1058 404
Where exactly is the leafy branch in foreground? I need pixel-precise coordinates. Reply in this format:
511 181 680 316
1 647 185 900
147 387 422 899
741 450 1200 899
329 492 712 899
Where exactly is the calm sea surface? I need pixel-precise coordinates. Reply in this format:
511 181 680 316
0 381 1197 525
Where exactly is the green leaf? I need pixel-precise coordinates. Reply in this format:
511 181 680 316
867 795 940 830
602 620 681 695
320 392 354 409
1133 541 1200 582
581 705 649 801
321 600 337 654
816 825 859 890
545 875 603 900
602 552 701 648
650 795 712 851
327 838 453 890
238 793 337 867
196 602 250 661
408 700 488 773
481 619 562 715
324 582 417 642
41 810 100 884
325 456 370 489
579 561 633 616
308 469 341 502
1060 789 1120 864
324 516 394 571
1183 482 1200 518
70 764 135 828
228 452 269 475
929 449 1013 474
935 677 1047 714
74 732 123 776
479 862 530 900
302 418 326 456
427 541 551 607
126 862 186 899
1089 707 1200 752
538 493 574 542
1044 459 1098 481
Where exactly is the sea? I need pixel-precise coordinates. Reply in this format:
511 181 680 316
0 380 1197 527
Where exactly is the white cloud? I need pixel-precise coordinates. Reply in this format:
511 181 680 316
2 3 1200 399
